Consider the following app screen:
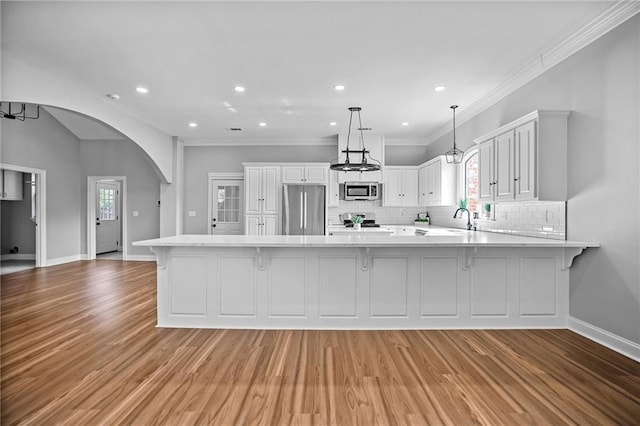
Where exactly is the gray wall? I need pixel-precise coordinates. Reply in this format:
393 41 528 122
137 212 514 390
1 177 36 256
183 144 430 233
80 140 161 257
1 108 82 261
426 16 639 344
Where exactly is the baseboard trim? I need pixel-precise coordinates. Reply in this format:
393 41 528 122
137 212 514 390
46 254 84 267
1 253 36 261
125 255 155 262
568 316 640 362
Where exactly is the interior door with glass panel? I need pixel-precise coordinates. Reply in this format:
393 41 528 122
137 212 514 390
96 181 120 254
210 180 243 234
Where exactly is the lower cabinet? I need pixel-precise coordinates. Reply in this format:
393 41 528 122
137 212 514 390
246 214 278 235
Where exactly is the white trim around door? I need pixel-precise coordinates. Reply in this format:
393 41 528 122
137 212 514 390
87 176 127 260
0 163 46 267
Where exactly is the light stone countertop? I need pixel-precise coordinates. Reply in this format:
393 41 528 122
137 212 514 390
134 228 598 248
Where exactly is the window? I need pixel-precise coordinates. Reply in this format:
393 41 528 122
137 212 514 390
463 148 479 214
217 185 240 223
98 187 116 220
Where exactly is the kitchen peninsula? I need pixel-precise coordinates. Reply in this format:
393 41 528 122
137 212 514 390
135 231 597 329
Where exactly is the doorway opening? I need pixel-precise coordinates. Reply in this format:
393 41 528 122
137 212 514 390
208 173 244 235
0 163 46 274
87 176 127 260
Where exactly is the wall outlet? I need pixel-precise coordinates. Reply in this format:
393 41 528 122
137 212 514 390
133 211 139 217
189 211 196 217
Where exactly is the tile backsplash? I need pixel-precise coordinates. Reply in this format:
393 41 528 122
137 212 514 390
428 201 566 240
327 200 424 225
329 200 567 240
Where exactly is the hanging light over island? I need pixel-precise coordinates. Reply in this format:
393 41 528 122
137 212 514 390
330 107 381 172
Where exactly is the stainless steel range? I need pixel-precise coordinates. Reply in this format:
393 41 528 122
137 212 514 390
340 213 381 228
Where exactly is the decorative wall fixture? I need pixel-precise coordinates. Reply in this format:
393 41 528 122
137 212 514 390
330 107 381 172
0 103 40 121
445 104 463 164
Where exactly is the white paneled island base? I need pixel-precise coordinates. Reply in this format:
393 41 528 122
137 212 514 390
134 233 597 329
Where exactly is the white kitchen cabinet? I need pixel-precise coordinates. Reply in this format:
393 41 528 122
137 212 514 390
327 170 340 207
0 170 24 201
418 156 457 206
282 163 328 184
336 134 385 183
243 164 281 234
475 110 569 203
383 167 418 206
246 214 278 235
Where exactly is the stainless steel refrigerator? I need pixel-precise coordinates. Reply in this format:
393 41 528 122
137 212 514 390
282 184 326 235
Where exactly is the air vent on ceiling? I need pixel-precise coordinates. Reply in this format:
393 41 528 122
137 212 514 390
226 127 242 131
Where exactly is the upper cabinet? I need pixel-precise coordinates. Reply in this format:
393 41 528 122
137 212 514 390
418 156 457 207
383 167 418 206
475 110 569 203
243 164 281 216
0 170 24 201
282 163 328 184
335 134 385 183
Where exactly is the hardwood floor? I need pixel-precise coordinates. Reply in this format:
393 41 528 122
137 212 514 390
1 261 639 425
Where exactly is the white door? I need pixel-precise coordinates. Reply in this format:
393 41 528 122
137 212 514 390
96 181 120 254
211 180 243 235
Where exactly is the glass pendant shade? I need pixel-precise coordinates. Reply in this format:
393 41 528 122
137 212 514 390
445 104 463 164
330 107 381 172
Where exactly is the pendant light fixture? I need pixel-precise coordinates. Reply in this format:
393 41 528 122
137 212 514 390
330 107 381 172
445 104 464 164
0 103 40 121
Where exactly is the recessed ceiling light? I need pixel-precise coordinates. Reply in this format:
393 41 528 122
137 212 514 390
434 86 446 92
136 86 148 94
106 93 120 100
402 122 409 126
233 86 245 93
188 122 198 128
329 122 337 126
258 122 267 127
334 84 345 91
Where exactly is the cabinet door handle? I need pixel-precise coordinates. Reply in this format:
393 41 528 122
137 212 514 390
514 177 519 181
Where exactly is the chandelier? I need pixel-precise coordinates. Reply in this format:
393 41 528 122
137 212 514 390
330 107 381 172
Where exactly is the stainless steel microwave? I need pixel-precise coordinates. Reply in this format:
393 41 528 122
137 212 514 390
344 182 379 201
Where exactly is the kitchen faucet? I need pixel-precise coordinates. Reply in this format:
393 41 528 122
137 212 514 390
453 208 474 230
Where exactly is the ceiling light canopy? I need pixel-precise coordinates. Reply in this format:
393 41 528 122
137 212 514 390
258 122 267 127
0 103 40 121
445 105 464 164
329 122 337 126
188 122 198 128
434 85 446 92
330 107 381 173
233 85 245 92
334 84 345 91
136 86 148 94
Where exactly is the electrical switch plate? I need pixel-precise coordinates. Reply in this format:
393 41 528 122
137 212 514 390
133 211 139 217
189 211 196 217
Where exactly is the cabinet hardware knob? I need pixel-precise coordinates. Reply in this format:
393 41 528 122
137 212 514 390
514 177 519 181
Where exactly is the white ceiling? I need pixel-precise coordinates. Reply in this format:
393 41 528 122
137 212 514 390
1 1 616 145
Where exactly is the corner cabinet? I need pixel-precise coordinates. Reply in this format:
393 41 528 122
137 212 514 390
383 167 418 206
243 164 281 235
418 156 457 206
475 110 569 203
335 134 385 183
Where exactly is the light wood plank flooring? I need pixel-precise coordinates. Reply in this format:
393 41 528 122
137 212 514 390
2 261 639 425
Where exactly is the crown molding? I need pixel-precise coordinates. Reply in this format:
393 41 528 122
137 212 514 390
182 137 338 147
424 0 640 146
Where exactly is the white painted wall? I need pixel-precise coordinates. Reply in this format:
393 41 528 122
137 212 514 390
425 16 640 345
1 108 82 262
79 140 161 257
